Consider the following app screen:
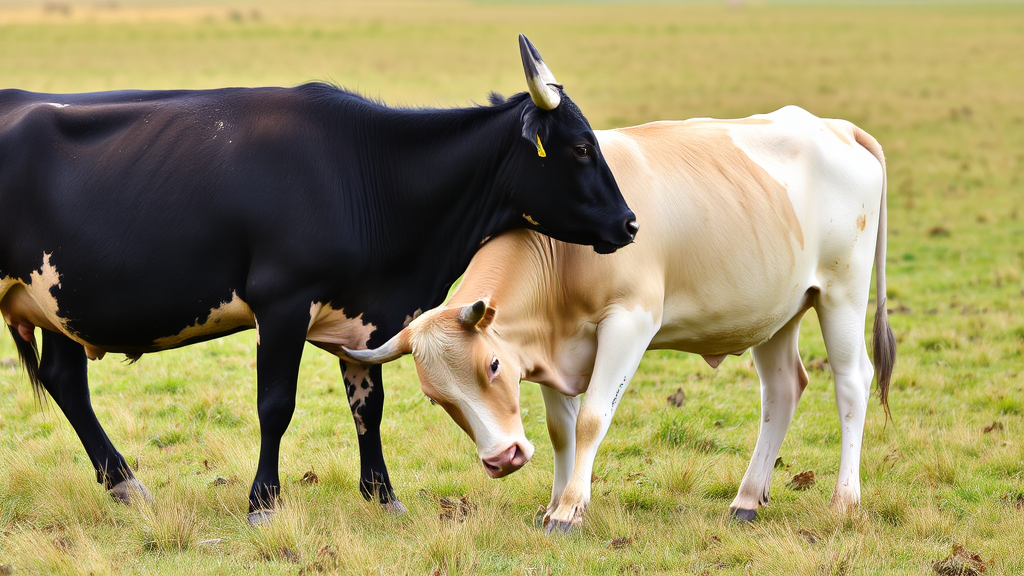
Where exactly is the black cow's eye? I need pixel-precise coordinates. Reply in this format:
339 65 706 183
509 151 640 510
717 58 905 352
490 358 500 373
573 144 590 159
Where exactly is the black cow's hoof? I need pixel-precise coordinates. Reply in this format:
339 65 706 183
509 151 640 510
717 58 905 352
731 508 758 522
247 509 275 526
544 518 576 535
108 478 153 505
381 500 408 514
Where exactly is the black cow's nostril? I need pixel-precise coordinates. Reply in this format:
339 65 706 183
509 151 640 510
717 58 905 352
626 219 639 239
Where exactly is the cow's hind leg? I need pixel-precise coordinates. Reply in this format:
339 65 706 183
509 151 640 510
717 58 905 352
816 296 874 512
36 329 151 504
341 361 405 512
730 313 808 521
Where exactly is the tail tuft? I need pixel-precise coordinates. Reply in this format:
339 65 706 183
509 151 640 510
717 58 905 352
7 324 45 405
873 304 896 420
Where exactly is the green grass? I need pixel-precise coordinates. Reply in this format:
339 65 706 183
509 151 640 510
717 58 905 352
2 1 1024 574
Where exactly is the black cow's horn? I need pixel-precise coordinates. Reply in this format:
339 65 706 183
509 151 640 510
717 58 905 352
342 331 411 365
519 34 561 111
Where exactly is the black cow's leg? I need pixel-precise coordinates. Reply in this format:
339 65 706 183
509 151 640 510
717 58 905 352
247 306 309 524
37 330 151 503
341 361 405 512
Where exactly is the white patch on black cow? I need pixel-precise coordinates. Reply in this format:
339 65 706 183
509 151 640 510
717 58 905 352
403 308 423 328
153 291 255 349
0 253 108 359
307 302 377 434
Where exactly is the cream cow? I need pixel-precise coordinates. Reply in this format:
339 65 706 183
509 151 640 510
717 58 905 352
345 106 895 532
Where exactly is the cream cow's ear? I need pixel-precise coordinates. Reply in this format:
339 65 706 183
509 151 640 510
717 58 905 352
459 299 497 331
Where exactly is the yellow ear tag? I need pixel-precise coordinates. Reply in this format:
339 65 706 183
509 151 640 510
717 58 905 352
535 134 546 158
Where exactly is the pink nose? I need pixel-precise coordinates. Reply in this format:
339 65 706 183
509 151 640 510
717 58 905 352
481 444 529 478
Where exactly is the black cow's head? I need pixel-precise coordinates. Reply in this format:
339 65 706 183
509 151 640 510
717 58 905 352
502 35 637 254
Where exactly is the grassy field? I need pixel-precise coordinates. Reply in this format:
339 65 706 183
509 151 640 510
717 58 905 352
2 1 1024 574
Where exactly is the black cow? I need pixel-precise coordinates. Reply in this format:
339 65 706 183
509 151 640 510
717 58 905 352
0 36 636 523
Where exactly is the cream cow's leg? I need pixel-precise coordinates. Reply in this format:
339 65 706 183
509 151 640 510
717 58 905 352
730 313 808 521
545 307 656 533
540 385 579 523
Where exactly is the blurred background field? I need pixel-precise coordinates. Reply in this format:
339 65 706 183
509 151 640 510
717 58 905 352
1 1 1023 574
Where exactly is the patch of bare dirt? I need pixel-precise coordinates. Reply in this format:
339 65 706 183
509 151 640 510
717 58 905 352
1000 492 1024 510
932 543 989 576
300 545 339 574
806 358 829 372
439 496 476 522
982 422 1003 434
209 475 238 487
787 470 816 491
667 388 686 407
608 536 633 549
797 528 820 544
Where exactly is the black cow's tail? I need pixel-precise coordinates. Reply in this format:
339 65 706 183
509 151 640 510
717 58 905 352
7 324 45 404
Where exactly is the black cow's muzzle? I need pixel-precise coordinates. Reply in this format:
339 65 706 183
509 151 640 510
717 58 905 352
593 214 638 254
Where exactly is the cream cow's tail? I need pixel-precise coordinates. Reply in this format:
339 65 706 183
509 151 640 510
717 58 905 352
853 126 896 420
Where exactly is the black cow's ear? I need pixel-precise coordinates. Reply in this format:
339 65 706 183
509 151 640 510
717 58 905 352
487 91 506 106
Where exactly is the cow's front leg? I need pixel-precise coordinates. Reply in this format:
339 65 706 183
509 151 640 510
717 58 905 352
546 309 656 534
540 385 579 525
341 361 406 512
247 304 310 525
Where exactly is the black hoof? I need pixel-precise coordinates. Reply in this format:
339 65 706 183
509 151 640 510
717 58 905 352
732 507 758 522
108 478 153 505
544 519 576 535
247 509 275 526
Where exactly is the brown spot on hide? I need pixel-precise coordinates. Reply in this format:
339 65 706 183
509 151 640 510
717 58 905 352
620 121 804 255
856 214 867 231
825 121 854 146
